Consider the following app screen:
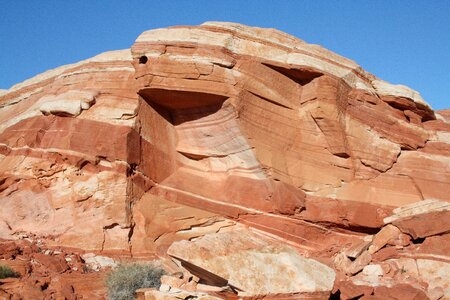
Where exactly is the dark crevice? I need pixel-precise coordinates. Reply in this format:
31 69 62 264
139 56 148 64
301 220 381 235
334 152 351 159
140 96 174 124
248 91 292 110
262 63 324 85
127 163 137 176
382 96 436 122
335 224 381 235
400 145 415 150
139 88 227 110
383 97 414 111
412 237 426 244
178 151 208 161
5 221 12 230
127 223 135 244
139 88 228 126
178 258 229 287
95 155 108 162
77 160 92 170
103 223 119 230
329 289 341 300
45 112 75 118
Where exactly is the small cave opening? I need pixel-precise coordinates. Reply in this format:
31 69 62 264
136 87 230 182
412 237 426 244
138 88 228 125
139 55 148 64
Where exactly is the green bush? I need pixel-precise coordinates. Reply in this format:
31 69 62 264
0 264 19 279
106 263 165 300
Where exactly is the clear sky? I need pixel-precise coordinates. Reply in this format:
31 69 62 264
1 1 449 109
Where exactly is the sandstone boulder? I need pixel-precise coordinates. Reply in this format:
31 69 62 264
368 224 403 254
392 210 450 239
384 199 450 239
167 230 336 297
39 90 98 117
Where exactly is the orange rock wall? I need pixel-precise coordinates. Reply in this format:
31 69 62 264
0 22 449 256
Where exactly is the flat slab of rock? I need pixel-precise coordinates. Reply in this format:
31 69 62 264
382 199 450 239
383 199 450 224
167 230 335 297
392 210 450 239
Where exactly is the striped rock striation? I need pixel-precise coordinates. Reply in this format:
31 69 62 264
0 22 449 298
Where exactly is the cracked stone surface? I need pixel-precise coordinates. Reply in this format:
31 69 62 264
167 230 336 297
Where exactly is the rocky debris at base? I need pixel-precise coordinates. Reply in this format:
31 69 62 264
0 238 109 299
81 252 117 271
332 200 450 299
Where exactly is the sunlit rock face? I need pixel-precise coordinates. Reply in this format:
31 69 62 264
131 21 448 241
0 49 139 254
0 22 449 299
167 230 336 297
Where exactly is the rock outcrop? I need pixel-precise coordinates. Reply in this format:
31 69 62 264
0 22 449 298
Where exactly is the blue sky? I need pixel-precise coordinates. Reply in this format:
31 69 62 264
1 1 449 109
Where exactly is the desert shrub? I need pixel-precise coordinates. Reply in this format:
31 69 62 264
0 264 19 279
106 263 165 300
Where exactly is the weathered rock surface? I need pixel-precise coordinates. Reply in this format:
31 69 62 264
167 230 336 297
0 22 449 298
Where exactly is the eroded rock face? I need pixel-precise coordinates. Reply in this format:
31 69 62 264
0 49 138 254
0 22 449 298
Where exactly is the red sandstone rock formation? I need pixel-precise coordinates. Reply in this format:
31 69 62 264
0 22 449 299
